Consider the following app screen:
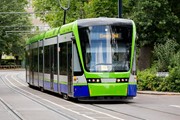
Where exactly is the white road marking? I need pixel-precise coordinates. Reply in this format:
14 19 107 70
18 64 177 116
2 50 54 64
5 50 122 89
5 73 125 120
12 75 27 87
170 105 180 109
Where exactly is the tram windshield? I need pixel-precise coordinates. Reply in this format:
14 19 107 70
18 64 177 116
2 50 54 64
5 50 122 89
79 25 132 72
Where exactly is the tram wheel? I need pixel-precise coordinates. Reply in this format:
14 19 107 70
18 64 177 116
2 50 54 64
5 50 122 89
28 83 32 88
63 94 69 100
40 87 44 92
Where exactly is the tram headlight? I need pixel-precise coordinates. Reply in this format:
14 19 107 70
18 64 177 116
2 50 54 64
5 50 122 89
88 79 91 82
96 79 100 83
116 78 129 83
87 78 101 83
117 79 121 82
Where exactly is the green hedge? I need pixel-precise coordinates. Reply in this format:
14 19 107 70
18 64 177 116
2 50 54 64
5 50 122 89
137 67 180 92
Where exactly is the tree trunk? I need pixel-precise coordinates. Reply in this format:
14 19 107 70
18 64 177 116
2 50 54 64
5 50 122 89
138 45 153 71
15 56 19 65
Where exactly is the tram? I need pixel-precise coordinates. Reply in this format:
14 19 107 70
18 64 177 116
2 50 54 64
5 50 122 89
26 18 137 101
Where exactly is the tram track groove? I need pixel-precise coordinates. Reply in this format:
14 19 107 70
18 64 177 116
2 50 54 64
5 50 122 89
16 72 27 85
91 104 145 120
2 72 150 120
0 98 24 120
129 104 180 117
1 71 180 120
0 73 77 120
10 71 128 120
91 102 180 120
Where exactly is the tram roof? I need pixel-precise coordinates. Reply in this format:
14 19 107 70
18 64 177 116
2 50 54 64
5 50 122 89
26 32 46 44
26 27 60 45
44 27 60 39
26 23 74 45
77 18 133 28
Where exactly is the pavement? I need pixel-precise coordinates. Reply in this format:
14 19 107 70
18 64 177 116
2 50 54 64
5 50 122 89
138 91 180 95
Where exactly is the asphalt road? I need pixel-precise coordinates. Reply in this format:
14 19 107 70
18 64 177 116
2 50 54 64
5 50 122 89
0 69 180 120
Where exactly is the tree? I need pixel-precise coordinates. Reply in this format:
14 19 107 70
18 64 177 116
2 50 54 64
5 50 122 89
125 0 180 70
154 40 179 71
84 0 118 18
0 0 32 65
33 0 132 27
33 0 87 27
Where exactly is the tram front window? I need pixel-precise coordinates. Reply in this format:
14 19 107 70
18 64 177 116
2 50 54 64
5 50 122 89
79 25 132 72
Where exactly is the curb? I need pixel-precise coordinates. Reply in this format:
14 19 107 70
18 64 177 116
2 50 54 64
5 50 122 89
138 91 180 95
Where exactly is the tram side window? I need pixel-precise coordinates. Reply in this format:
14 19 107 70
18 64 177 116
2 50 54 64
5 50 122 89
73 44 82 75
39 47 43 73
33 48 38 72
54 44 58 75
59 43 67 75
25 50 30 69
29 49 33 71
44 46 50 73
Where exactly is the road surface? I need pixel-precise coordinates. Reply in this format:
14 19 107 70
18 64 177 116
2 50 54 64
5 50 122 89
0 69 180 120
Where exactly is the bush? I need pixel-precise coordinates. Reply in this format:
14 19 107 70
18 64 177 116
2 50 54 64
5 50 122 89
138 40 180 92
153 40 178 71
138 66 180 92
166 51 180 92
165 67 180 92
137 67 163 91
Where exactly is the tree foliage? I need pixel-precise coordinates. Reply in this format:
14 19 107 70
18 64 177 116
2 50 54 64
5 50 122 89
154 40 179 71
123 0 180 70
33 0 134 27
33 0 87 27
0 0 32 64
126 0 179 47
84 0 118 18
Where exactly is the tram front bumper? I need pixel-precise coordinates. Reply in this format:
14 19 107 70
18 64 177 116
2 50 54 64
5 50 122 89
88 83 128 96
73 83 137 98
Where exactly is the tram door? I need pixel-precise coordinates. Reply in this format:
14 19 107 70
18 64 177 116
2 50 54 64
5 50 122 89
44 45 55 91
67 42 73 94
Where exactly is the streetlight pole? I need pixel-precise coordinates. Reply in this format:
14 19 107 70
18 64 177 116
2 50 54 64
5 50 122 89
118 0 122 18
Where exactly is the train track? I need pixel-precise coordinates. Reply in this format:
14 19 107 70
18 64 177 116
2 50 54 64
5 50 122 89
130 104 180 117
90 103 145 120
1 71 180 120
0 71 133 120
0 92 24 120
90 100 180 120
1 71 126 120
0 73 76 120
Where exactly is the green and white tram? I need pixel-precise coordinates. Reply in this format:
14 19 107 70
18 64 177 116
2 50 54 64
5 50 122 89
26 18 137 100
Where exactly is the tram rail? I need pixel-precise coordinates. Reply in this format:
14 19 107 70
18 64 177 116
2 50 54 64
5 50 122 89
1 71 179 120
0 97 24 120
0 73 76 120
